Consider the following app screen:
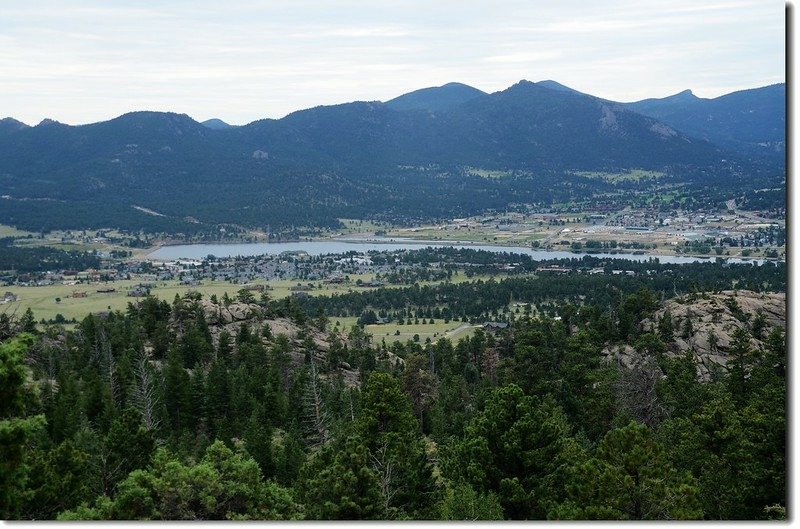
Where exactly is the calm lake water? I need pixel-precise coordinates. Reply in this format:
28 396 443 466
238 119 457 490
146 237 769 265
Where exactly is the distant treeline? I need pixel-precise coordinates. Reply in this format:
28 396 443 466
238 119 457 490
298 257 786 322
0 237 101 273
1 261 785 520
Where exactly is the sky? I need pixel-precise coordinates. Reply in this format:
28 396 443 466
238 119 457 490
0 0 785 125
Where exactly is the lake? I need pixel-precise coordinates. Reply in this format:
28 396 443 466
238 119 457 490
146 237 769 265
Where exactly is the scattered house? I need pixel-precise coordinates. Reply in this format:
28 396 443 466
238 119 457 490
360 280 385 288
536 266 570 274
483 321 509 332
1 291 17 303
72 290 88 298
335 256 372 265
128 284 151 297
241 284 267 292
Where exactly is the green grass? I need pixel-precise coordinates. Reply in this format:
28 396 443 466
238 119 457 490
386 226 546 246
319 317 478 344
366 320 478 344
335 219 396 234
4 272 473 325
0 224 35 238
464 167 515 179
3 277 389 323
573 169 665 183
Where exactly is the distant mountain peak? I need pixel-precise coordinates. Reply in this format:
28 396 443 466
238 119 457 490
536 80 582 94
666 88 699 102
36 118 62 127
385 82 487 112
0 117 30 129
107 111 204 133
201 118 234 130
115 110 194 121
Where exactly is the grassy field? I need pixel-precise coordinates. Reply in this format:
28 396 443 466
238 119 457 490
464 167 515 179
334 219 396 235
2 272 500 324
0 223 35 238
366 320 478 344
327 317 478 345
1 275 386 323
573 169 665 183
5 271 491 346
387 226 546 246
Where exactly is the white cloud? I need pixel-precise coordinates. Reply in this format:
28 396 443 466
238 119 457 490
0 0 784 125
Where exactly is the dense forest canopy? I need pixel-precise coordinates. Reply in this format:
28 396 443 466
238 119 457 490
0 82 784 233
0 257 786 520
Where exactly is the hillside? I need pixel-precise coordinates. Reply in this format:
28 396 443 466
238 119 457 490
0 81 784 233
605 290 785 381
626 84 785 159
201 118 235 130
384 82 487 111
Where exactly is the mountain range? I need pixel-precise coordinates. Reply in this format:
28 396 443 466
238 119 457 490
0 80 784 234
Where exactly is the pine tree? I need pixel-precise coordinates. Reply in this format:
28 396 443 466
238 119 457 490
105 408 155 490
163 349 191 438
297 437 385 519
131 347 160 431
0 334 46 518
443 384 583 519
555 421 702 520
302 358 330 447
357 372 435 518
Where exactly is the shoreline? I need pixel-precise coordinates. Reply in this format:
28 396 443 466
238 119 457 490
141 236 781 265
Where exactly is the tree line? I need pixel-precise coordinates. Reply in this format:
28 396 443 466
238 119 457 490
0 269 785 520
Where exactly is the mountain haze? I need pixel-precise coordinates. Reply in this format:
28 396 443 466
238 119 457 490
384 82 487 112
0 80 784 233
201 118 235 130
535 80 585 95
626 84 785 158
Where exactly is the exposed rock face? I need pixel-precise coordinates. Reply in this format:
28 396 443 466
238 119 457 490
603 290 785 381
198 299 261 326
175 297 361 386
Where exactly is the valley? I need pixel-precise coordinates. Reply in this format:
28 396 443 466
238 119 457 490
0 80 786 522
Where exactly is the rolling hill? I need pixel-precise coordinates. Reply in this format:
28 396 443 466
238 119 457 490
0 80 784 233
384 82 487 112
626 84 785 159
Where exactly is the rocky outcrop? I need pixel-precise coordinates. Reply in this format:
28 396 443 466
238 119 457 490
603 290 785 381
197 299 262 326
174 296 361 386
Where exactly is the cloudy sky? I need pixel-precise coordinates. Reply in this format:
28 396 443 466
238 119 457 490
0 0 785 125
